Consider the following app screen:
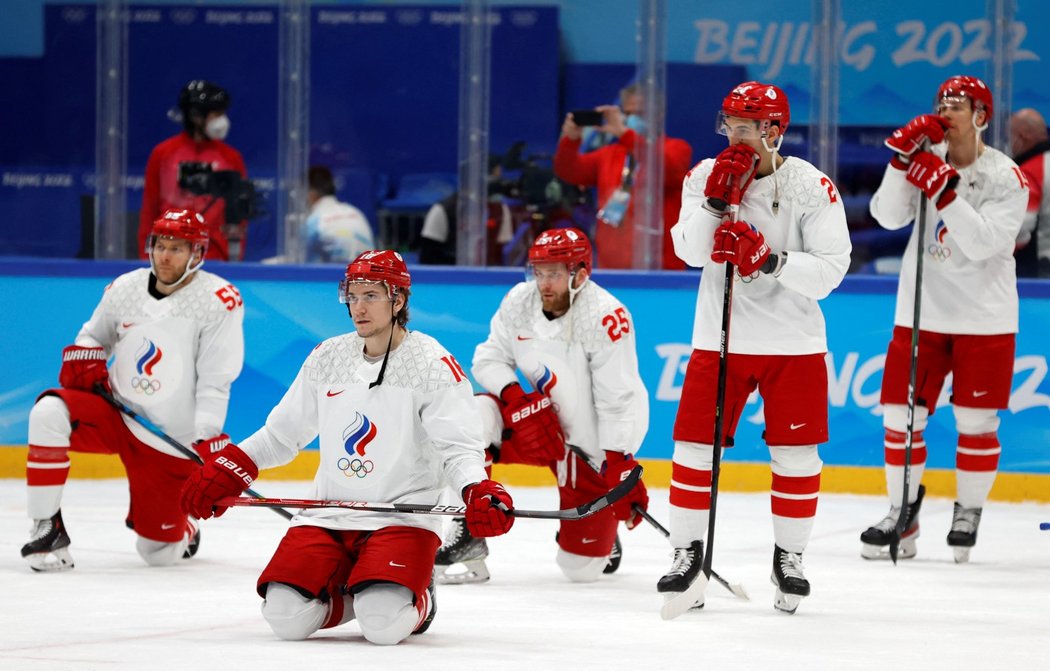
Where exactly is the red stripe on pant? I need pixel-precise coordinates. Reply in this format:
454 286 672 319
669 462 711 510
771 473 820 518
883 429 927 466
956 433 1001 472
26 444 71 487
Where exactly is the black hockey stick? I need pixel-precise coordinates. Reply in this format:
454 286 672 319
217 465 642 520
95 386 294 520
563 444 747 600
890 170 929 564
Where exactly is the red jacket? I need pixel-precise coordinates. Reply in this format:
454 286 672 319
554 130 693 269
139 132 248 261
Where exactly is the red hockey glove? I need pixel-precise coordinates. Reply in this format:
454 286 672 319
906 151 960 209
602 451 648 529
191 433 231 463
885 114 950 157
59 345 109 393
499 383 565 466
463 479 515 537
179 444 258 520
711 220 773 275
705 144 759 211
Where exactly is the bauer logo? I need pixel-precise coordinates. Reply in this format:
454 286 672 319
338 413 377 479
131 338 163 395
511 397 551 422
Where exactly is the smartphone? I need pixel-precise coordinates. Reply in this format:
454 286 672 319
570 109 605 127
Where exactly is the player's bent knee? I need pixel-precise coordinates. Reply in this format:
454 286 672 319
672 441 714 469
28 395 72 445
952 405 999 435
556 548 607 583
261 583 329 641
135 536 184 567
353 583 417 646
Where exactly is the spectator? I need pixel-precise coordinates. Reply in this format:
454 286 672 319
554 87 693 269
1009 108 1050 277
304 166 375 264
139 80 249 261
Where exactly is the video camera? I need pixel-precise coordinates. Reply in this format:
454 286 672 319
177 161 265 223
491 141 573 209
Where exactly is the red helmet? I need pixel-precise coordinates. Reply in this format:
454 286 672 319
528 227 592 273
937 75 993 119
147 208 209 253
340 250 411 301
722 81 790 131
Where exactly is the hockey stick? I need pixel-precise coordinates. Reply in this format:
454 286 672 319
890 166 929 564
217 465 641 520
563 444 748 600
661 178 744 621
95 386 294 520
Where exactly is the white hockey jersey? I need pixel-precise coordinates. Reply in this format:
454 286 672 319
75 268 244 457
673 156 851 355
471 280 649 464
238 330 488 535
869 145 1028 334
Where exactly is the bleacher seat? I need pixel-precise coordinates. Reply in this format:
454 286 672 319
377 172 457 249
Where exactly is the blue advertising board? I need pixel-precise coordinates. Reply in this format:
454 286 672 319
2 260 1048 474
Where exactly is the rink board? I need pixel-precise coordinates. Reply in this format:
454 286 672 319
1 259 1048 485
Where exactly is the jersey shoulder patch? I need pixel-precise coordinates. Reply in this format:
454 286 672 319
778 158 841 210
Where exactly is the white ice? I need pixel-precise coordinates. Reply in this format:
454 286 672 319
1 478 1048 670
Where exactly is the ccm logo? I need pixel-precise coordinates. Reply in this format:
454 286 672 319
511 397 551 422
216 456 254 485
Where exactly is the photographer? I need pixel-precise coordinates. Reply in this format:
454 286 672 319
138 80 249 261
554 85 693 269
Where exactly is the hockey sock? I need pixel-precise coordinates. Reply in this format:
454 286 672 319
668 441 713 547
955 432 1000 508
769 445 822 553
883 428 926 506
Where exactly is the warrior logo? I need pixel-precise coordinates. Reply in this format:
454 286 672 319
131 338 163 394
338 412 376 479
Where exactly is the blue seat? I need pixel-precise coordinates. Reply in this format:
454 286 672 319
381 172 457 211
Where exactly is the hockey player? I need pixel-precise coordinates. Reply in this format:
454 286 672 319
179 250 514 646
434 228 650 585
22 208 244 571
660 81 850 614
861 75 1028 563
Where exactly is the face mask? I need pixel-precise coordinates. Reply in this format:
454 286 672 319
625 114 648 135
204 114 230 141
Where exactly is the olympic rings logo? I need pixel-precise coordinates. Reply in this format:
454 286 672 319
927 244 952 262
338 457 375 478
130 376 162 395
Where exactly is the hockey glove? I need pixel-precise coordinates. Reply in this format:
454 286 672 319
179 444 258 520
705 144 759 211
60 345 110 393
711 220 774 276
191 433 231 463
885 114 950 157
905 151 960 209
499 383 566 466
602 451 648 529
463 479 515 537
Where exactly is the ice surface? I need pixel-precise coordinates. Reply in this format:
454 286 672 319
1 479 1047 670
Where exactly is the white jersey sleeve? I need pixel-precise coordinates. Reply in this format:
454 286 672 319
471 287 524 396
671 158 722 268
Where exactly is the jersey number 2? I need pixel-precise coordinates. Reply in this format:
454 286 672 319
602 308 630 342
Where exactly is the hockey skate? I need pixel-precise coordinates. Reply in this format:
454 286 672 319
182 518 201 560
658 540 706 620
411 579 437 635
860 484 926 560
603 534 622 574
433 517 490 584
21 510 74 572
771 545 810 614
946 503 982 563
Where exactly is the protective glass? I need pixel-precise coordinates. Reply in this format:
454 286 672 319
527 265 571 283
935 96 970 115
338 279 393 304
715 111 764 139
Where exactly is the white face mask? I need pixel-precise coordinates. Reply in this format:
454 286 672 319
204 114 230 141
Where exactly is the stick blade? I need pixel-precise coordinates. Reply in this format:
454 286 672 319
660 573 709 621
